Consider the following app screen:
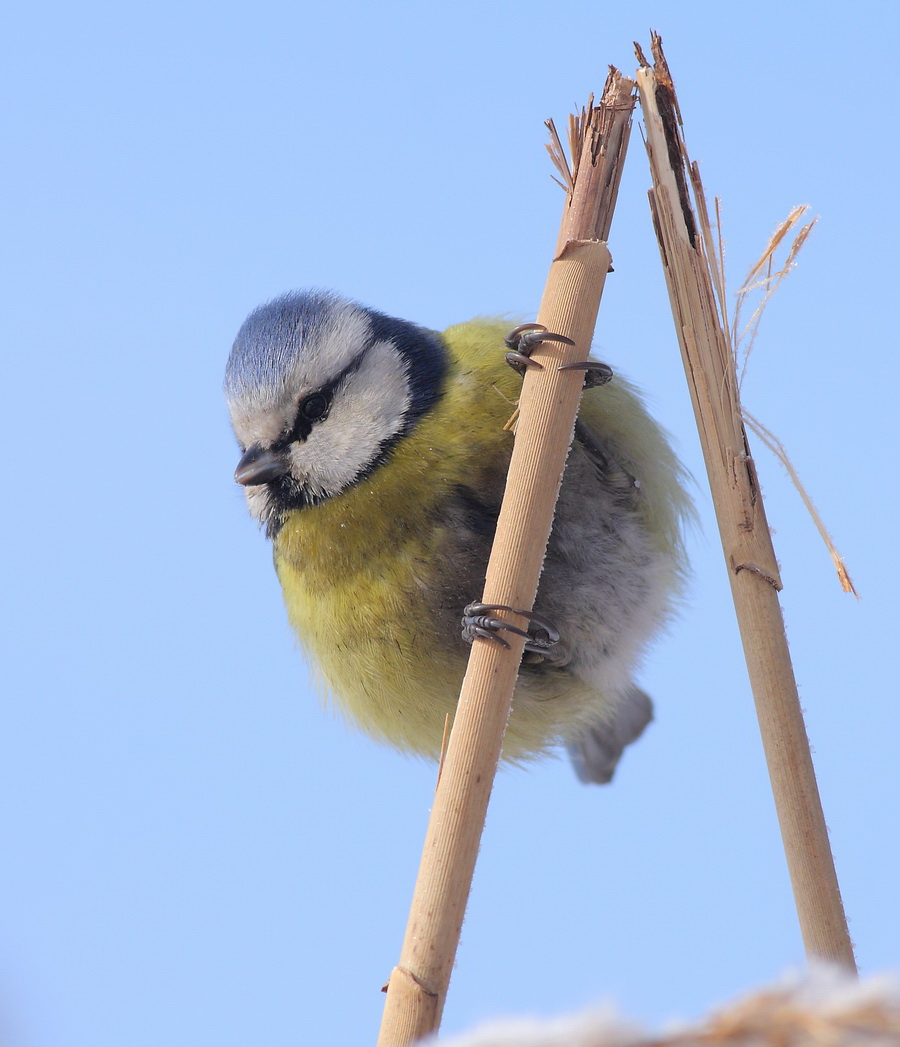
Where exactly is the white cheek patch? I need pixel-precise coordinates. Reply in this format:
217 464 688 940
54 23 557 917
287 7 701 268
289 340 411 498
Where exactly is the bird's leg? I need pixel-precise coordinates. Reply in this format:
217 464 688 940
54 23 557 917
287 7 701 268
461 602 560 655
504 324 614 389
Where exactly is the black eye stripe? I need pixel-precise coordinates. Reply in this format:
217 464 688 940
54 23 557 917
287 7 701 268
284 351 367 444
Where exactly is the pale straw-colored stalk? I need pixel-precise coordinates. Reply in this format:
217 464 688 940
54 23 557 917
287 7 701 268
377 69 637 1046
635 32 856 972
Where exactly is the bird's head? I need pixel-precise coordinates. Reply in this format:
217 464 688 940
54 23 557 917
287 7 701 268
224 290 447 533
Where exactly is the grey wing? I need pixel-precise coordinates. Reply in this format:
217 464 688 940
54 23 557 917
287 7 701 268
566 686 654 784
572 418 641 504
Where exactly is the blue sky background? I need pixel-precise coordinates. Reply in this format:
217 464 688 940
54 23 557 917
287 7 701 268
3 2 897 1044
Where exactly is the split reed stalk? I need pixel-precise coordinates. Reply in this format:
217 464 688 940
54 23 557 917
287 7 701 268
635 33 856 972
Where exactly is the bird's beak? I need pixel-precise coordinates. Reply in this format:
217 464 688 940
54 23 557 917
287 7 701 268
234 444 289 486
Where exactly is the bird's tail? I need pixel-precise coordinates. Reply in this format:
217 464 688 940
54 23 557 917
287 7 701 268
566 686 654 785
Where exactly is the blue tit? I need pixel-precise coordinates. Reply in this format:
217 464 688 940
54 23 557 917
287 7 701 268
225 290 691 784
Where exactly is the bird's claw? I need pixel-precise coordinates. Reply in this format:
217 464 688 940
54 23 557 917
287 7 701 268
557 359 614 389
505 350 543 374
503 323 575 377
461 602 560 654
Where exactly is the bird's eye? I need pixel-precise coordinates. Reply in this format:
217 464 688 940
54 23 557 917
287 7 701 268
300 392 330 421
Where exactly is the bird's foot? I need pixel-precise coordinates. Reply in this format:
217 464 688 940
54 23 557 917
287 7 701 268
504 324 613 388
461 602 560 654
503 323 573 375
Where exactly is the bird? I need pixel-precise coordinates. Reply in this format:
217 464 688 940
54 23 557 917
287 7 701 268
224 290 691 784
